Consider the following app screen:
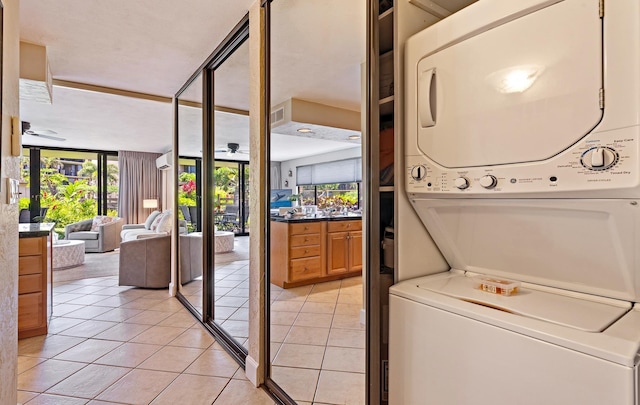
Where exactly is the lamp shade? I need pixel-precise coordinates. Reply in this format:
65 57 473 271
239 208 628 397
143 199 158 209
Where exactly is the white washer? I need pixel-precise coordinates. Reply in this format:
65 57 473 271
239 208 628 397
392 0 640 404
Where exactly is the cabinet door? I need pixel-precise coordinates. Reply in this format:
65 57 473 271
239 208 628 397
349 231 363 272
327 231 349 275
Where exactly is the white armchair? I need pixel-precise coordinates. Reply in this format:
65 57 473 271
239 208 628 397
65 216 123 253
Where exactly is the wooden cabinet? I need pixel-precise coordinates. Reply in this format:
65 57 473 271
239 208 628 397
327 220 363 275
270 220 325 288
270 218 362 288
18 236 50 339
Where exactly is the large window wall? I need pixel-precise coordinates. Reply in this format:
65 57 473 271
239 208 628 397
20 147 119 236
214 160 250 235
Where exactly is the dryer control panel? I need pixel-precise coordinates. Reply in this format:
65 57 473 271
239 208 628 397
406 127 639 196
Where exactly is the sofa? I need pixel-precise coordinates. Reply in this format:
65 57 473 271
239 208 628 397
119 234 171 288
179 232 203 284
65 216 123 253
120 210 186 241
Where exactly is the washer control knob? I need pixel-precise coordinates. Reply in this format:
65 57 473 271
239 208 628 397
479 175 497 189
454 177 469 189
581 147 618 171
410 165 427 181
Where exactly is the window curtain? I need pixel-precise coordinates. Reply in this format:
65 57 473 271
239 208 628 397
270 162 282 189
296 158 362 185
117 150 162 224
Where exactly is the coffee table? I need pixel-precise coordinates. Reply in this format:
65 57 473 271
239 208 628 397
52 240 85 270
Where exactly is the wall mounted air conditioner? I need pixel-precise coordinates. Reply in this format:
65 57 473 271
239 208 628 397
156 151 173 170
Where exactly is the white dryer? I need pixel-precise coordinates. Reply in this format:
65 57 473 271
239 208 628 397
392 0 640 404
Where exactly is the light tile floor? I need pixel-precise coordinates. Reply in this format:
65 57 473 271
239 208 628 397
17 275 275 405
270 276 366 405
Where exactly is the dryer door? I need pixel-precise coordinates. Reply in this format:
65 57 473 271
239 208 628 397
416 0 603 168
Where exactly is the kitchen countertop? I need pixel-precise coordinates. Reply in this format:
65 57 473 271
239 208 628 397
19 222 56 238
271 215 362 223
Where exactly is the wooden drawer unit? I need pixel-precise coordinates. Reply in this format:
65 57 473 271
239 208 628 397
18 236 50 339
290 233 321 247
19 256 43 275
290 257 323 280
290 245 321 259
19 274 43 294
290 221 322 235
327 220 362 233
270 218 362 288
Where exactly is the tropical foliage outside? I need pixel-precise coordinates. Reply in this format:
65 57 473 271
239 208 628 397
20 157 119 237
300 183 359 210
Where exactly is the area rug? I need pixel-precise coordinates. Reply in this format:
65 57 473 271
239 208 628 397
53 250 120 282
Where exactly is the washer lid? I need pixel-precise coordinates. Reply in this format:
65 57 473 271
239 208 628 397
411 198 640 303
417 273 630 332
414 0 602 168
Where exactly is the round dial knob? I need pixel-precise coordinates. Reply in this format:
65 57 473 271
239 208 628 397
454 177 469 189
479 175 497 189
581 147 619 171
410 165 427 181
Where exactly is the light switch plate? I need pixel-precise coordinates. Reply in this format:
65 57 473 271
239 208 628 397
7 178 20 204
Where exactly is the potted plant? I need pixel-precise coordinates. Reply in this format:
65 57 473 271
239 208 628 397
289 194 300 207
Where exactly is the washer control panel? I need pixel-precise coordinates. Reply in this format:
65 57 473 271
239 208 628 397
406 128 639 195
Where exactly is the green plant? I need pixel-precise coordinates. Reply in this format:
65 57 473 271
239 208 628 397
289 194 300 202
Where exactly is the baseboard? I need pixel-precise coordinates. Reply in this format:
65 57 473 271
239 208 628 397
360 308 366 325
245 355 260 387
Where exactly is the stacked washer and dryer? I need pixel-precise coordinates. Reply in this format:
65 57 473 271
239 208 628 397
390 0 640 404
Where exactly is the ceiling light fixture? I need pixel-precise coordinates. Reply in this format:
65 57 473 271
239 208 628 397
348 134 361 140
297 128 313 133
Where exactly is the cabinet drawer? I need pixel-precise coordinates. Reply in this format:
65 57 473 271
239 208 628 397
290 257 322 281
19 237 43 256
19 256 43 276
290 245 321 259
18 292 44 330
327 220 362 233
19 274 43 294
290 222 322 236
290 233 321 247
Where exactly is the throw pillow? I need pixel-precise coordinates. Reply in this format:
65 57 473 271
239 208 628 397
91 216 118 231
156 211 173 233
149 212 165 232
144 210 162 230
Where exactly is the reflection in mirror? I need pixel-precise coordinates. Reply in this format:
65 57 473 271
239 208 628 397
267 1 366 403
211 36 251 350
177 72 204 316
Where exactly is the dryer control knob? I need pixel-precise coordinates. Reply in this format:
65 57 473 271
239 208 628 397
454 177 469 189
479 175 497 189
410 165 427 181
581 147 618 171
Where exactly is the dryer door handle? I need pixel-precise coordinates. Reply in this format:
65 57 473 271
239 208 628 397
419 68 437 127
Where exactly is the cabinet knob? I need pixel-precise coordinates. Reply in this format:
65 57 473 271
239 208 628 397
304 226 309 230
304 250 309 254
304 267 308 272
347 223 351 228
304 238 309 242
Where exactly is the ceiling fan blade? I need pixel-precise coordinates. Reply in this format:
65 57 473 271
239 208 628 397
28 133 66 141
26 129 58 135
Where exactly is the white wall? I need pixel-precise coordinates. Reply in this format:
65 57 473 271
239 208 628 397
279 146 361 192
1 1 22 404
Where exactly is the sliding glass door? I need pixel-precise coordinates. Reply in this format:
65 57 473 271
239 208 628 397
214 160 250 235
19 147 118 236
175 15 250 363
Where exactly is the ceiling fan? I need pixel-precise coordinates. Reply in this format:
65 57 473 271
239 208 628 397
22 121 66 141
214 142 248 156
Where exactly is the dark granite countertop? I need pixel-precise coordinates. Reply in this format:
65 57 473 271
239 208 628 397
19 222 56 238
271 215 362 224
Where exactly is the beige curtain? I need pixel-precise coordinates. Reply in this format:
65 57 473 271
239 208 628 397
117 150 162 224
